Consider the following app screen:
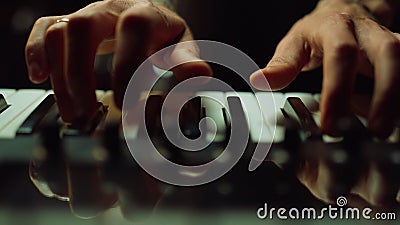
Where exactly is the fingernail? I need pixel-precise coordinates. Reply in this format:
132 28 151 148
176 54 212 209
172 49 202 64
28 62 46 83
250 70 271 91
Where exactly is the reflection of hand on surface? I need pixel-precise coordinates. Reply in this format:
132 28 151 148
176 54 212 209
28 141 163 220
27 97 163 220
270 114 400 210
298 149 400 209
29 152 119 219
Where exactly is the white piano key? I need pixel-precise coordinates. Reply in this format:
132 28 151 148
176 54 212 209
95 90 105 100
197 91 227 142
257 91 285 109
274 92 285 109
255 92 285 122
0 89 16 98
255 92 285 143
313 93 321 103
99 90 121 122
0 90 48 138
272 111 285 143
226 92 274 143
284 92 319 112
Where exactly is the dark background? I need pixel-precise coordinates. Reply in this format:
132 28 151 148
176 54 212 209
1 1 93 88
1 0 326 92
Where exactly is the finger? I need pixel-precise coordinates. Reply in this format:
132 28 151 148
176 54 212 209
158 7 212 81
26 16 61 83
318 14 359 136
65 4 120 121
112 4 212 109
355 18 400 138
166 29 213 82
45 22 76 122
67 163 117 219
112 4 155 109
250 33 310 91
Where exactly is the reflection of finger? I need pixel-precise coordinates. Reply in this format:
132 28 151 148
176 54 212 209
299 158 354 204
355 18 400 138
117 170 162 221
67 164 117 219
250 33 310 91
29 160 69 201
318 14 359 136
45 22 75 122
351 163 399 208
25 16 61 83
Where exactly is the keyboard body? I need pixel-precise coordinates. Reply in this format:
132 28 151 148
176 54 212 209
0 89 399 225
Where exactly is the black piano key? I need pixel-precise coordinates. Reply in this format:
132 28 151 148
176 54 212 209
338 115 370 139
143 94 163 138
339 116 370 153
179 96 201 139
0 94 10 114
283 97 321 140
224 96 250 162
16 94 55 135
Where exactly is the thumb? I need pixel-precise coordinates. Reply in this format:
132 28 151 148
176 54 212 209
250 35 310 91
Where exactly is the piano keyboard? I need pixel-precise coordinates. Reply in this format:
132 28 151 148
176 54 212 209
1 88 399 169
0 89 108 139
0 88 389 142
1 89 399 203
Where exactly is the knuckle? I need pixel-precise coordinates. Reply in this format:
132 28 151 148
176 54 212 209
321 13 355 32
33 16 52 27
102 0 137 13
68 13 96 32
67 14 98 34
378 39 400 57
25 43 38 58
326 12 353 25
120 7 156 31
356 16 378 27
331 42 359 60
44 24 64 43
26 37 41 53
